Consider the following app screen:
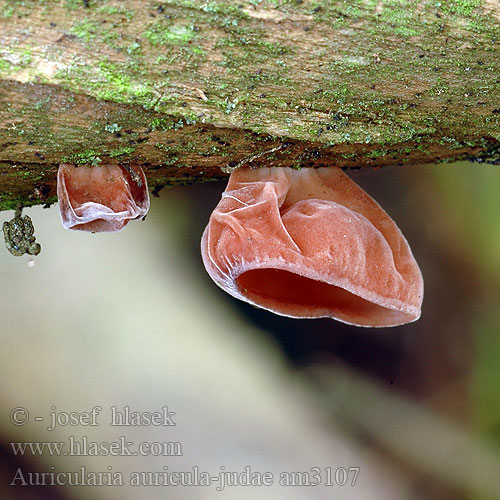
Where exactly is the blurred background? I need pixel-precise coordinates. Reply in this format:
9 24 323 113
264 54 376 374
0 161 499 500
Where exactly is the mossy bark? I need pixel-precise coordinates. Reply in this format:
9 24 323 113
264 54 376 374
0 0 499 210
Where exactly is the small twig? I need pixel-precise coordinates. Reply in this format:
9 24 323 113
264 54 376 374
179 85 208 101
221 144 286 173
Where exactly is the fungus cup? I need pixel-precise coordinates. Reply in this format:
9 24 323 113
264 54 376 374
57 163 150 232
201 167 424 327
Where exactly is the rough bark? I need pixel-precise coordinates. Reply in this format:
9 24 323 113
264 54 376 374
0 0 499 210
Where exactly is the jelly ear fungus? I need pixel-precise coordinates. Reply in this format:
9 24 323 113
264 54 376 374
201 167 424 327
57 164 149 233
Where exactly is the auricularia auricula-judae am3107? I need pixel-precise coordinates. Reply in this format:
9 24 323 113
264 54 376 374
57 163 150 233
201 166 423 327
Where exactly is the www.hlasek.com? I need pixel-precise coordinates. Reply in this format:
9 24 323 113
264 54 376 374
11 466 360 490
10 436 183 457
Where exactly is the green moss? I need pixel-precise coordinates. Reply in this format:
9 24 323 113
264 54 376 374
0 0 34 18
2 5 14 18
0 47 33 76
212 97 240 114
150 115 197 131
0 58 10 73
97 5 135 19
143 24 197 45
168 0 247 20
71 20 100 42
66 0 86 9
433 0 480 16
216 35 289 55
20 49 32 65
104 123 122 133
154 147 179 166
61 141 142 164
0 195 58 212
108 146 136 158
62 150 102 166
34 96 51 111
126 41 142 55
94 60 154 103
367 150 387 159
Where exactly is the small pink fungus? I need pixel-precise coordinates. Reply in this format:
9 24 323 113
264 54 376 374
57 163 150 233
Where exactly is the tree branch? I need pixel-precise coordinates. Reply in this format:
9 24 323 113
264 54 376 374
0 0 499 210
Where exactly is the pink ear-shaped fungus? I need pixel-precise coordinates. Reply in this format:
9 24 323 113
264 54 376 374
201 167 423 327
57 163 150 232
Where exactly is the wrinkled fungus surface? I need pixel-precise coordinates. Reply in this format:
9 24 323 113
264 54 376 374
201 167 424 327
57 164 150 232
